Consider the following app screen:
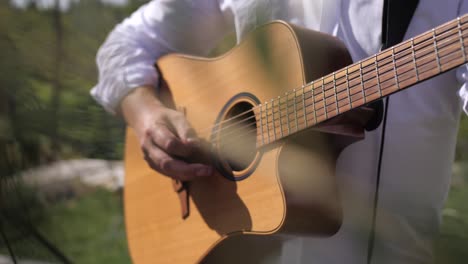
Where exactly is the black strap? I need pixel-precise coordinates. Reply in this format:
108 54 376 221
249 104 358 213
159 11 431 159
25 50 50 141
365 0 419 131
366 1 419 264
382 0 420 49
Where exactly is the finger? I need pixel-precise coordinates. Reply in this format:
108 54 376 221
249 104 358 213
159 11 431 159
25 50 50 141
143 143 213 181
149 124 193 157
162 159 214 181
169 112 198 143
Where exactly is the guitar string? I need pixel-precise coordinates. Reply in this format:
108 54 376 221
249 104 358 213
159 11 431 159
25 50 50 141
202 28 467 143
211 36 465 147
200 22 464 139
198 20 466 138
208 31 466 146
256 30 463 131
210 41 466 150
216 59 460 154
181 16 465 110
200 23 460 137
206 23 465 137
207 36 456 143
252 43 466 144
216 63 462 161
216 52 464 159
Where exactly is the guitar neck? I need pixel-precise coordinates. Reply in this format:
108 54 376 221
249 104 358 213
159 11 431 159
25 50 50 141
255 15 468 148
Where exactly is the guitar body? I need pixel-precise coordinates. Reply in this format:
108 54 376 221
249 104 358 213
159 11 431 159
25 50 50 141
124 21 360 263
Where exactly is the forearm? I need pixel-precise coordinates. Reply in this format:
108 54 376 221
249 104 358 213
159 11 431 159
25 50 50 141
120 86 164 134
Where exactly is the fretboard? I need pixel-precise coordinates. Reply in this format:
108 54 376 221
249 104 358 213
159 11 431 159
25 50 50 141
255 14 468 148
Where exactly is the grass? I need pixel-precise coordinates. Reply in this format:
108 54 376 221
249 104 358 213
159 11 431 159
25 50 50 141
1 174 466 264
435 184 468 264
36 189 132 264
38 181 468 264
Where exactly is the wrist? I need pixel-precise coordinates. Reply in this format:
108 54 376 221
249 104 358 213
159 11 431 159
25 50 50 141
121 86 164 132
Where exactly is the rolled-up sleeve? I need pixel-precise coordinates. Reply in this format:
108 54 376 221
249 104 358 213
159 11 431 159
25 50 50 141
91 0 234 114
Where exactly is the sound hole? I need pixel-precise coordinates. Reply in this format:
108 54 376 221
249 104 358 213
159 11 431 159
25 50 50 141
218 101 258 173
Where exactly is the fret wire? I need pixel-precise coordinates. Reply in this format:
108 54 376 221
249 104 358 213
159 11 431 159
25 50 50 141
259 105 264 145
306 25 457 117
302 86 308 127
458 17 467 62
410 38 419 82
392 47 400 89
265 102 270 144
260 37 464 144
220 25 468 146
271 99 277 141
310 26 458 112
374 55 382 97
285 92 291 135
333 72 339 114
305 24 457 110
278 96 283 138
257 22 464 144
321 77 328 119
311 82 317 124
359 62 366 104
433 29 442 72
293 89 299 132
346 66 352 108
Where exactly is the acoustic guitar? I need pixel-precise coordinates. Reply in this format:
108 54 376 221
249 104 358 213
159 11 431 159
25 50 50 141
124 15 468 263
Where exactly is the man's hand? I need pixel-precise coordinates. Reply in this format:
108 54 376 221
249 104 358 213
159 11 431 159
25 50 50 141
121 86 214 181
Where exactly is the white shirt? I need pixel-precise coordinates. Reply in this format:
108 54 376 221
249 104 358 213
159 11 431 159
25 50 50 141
91 1 468 263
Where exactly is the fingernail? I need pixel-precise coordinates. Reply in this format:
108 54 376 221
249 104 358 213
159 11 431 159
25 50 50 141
196 167 213 177
186 137 199 144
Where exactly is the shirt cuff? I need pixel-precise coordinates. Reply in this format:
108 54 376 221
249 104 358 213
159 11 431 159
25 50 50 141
91 61 159 115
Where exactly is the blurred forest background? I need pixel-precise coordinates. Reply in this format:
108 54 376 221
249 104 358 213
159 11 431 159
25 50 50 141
0 0 467 263
1 0 143 263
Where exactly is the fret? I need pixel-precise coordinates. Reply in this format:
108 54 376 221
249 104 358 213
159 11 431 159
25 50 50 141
302 86 308 127
359 62 366 104
265 102 270 144
374 55 382 97
346 67 352 108
311 82 317 124
259 105 264 145
285 92 291 135
432 29 442 73
271 99 276 141
293 89 299 131
248 16 468 148
410 38 419 82
391 47 399 89
321 77 328 119
457 17 467 62
333 72 339 114
277 96 283 138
